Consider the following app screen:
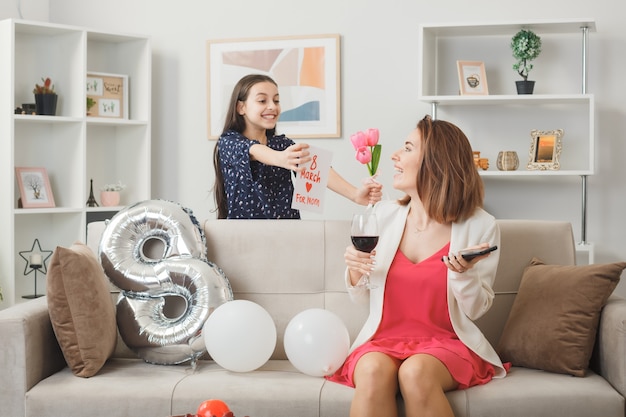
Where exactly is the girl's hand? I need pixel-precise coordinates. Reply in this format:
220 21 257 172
354 175 383 206
344 245 376 285
280 143 311 172
251 142 311 172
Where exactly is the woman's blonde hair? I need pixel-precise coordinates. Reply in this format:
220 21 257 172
399 115 484 223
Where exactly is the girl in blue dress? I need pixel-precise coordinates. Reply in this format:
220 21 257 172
213 74 382 219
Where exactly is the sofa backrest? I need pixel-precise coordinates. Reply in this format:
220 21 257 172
90 218 576 361
202 219 576 360
203 219 365 361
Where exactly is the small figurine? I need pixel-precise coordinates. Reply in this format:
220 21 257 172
86 179 99 207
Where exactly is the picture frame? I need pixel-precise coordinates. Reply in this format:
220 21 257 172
15 167 55 208
206 34 341 139
457 61 489 95
86 72 129 119
527 129 564 170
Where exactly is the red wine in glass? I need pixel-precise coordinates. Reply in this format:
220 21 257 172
351 213 379 288
351 236 379 253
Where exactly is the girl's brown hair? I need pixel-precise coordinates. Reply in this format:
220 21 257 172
213 74 279 219
399 115 484 223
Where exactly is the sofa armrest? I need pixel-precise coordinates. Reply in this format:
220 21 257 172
0 297 65 417
595 295 626 398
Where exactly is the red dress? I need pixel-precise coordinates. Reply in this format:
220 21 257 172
326 243 496 389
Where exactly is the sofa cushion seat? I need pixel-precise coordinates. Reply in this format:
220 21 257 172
459 367 625 417
25 359 185 417
171 361 327 417
25 359 625 417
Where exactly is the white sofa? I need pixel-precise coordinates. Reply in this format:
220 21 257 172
1 219 624 417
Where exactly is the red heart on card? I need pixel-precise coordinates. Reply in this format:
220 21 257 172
306 182 313 192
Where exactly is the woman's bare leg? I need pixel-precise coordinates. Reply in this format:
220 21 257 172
350 352 401 417
398 354 458 417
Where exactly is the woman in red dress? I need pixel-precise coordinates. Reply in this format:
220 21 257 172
326 116 508 417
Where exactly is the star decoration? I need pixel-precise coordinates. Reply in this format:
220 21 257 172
19 239 53 276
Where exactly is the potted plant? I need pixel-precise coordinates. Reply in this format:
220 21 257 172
100 181 126 207
33 77 58 115
86 97 97 116
511 29 542 94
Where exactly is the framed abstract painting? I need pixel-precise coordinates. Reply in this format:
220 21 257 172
206 34 341 139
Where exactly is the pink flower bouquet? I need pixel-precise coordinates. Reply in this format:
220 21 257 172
350 128 381 177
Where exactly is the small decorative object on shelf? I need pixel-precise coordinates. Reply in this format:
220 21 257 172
14 103 36 115
15 166 56 208
18 238 53 299
86 178 99 207
497 151 520 171
33 77 58 115
456 60 489 95
472 151 489 170
100 181 125 207
86 97 97 116
86 72 129 118
511 29 542 94
527 129 564 171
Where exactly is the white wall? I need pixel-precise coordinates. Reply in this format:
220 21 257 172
6 0 625 296
0 0 48 20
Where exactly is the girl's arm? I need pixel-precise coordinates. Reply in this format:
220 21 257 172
249 143 310 172
327 168 383 206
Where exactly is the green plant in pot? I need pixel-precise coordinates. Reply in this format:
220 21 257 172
86 97 96 115
33 77 58 115
511 29 542 94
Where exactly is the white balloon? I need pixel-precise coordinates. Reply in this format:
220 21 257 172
203 300 276 372
284 308 350 377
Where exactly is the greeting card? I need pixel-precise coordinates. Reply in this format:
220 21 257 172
292 146 332 214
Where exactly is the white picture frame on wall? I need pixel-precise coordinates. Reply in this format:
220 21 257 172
206 34 341 139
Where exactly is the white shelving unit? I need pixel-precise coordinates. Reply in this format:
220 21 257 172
418 19 596 263
0 19 151 308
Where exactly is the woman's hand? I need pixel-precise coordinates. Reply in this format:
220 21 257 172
345 245 376 286
443 243 492 274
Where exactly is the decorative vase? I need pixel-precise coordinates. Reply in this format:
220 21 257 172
497 151 520 171
34 93 58 115
100 191 120 207
515 80 535 95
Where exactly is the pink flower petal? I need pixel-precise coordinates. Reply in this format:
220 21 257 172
366 128 379 146
350 131 368 150
356 146 372 164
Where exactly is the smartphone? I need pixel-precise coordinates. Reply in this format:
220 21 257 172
460 245 498 261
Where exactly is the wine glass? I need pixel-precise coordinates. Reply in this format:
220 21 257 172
350 212 379 288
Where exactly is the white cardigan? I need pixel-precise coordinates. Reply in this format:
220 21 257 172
346 201 507 378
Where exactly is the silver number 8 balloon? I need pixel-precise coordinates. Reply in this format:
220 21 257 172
99 200 233 365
